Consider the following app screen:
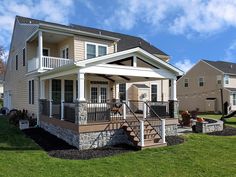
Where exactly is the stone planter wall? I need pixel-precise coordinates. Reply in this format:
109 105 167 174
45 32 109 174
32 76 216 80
195 119 223 133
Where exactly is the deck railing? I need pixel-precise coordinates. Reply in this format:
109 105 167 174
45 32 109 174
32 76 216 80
42 56 72 69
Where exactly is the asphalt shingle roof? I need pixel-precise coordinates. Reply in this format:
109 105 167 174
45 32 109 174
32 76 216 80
16 16 168 56
133 84 150 88
203 60 236 75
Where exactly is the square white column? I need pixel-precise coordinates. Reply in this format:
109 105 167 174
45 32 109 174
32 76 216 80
77 72 86 101
170 78 177 100
73 79 77 101
40 80 45 99
38 31 43 69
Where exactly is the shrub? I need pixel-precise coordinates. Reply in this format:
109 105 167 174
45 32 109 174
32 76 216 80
8 109 31 126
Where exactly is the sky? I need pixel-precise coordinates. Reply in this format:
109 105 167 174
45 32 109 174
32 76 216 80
1 0 236 72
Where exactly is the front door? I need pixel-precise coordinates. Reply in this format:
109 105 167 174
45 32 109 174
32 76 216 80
90 84 108 103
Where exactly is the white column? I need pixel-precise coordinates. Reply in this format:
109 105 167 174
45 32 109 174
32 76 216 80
73 79 76 101
140 120 144 147
61 79 64 120
77 72 85 101
143 102 146 119
115 83 119 100
38 31 43 69
125 83 128 103
40 80 45 99
49 79 52 118
161 119 166 143
123 102 126 119
133 55 137 67
170 78 177 100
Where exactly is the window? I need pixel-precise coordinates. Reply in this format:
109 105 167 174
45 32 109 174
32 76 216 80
224 75 229 85
119 84 126 101
23 48 25 66
16 55 18 70
65 80 73 103
61 47 69 59
28 80 34 104
43 48 50 56
233 94 236 106
100 87 107 103
217 75 222 84
91 87 98 103
184 78 189 87
151 84 157 102
52 79 61 103
86 43 108 59
198 77 204 87
98 46 107 56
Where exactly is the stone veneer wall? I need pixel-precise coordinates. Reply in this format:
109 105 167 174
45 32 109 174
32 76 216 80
196 120 223 133
40 121 133 150
153 124 178 136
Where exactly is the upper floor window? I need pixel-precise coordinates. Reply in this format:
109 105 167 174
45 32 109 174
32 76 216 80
43 48 50 56
224 75 229 85
184 78 189 87
198 77 204 87
151 84 157 102
16 55 18 70
233 94 236 105
217 75 222 84
23 48 25 66
86 43 107 59
61 47 69 59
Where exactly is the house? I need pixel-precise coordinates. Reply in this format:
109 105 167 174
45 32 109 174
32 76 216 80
4 16 183 150
177 60 236 114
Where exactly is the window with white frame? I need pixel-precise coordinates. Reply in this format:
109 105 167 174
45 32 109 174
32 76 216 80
198 77 204 87
184 78 189 87
119 83 126 101
151 84 158 101
86 43 107 59
233 94 236 105
217 75 222 84
61 46 69 59
29 80 34 104
224 75 229 85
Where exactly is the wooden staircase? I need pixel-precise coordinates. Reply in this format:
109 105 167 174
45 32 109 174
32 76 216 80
122 119 167 149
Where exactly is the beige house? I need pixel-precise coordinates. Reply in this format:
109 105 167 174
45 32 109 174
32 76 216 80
177 60 236 114
4 16 183 150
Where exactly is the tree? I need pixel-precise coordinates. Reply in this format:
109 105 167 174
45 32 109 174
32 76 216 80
0 46 5 75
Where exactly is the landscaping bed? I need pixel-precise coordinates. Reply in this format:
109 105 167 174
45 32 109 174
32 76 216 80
207 126 236 136
23 128 184 160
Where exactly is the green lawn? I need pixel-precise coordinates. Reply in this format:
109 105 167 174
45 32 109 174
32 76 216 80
0 116 236 177
198 114 236 128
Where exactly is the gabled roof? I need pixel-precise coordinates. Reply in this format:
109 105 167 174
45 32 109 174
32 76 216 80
16 16 168 56
203 60 236 75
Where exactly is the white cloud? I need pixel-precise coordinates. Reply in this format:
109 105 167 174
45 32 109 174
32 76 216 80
0 0 75 50
104 0 236 36
174 59 194 73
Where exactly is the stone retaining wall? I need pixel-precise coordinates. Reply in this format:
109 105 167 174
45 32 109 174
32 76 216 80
153 124 178 136
195 119 223 133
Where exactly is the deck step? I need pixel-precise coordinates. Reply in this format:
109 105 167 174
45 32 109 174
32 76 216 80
140 142 167 149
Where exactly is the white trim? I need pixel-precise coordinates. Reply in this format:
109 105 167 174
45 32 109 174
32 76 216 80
84 42 108 59
89 83 108 103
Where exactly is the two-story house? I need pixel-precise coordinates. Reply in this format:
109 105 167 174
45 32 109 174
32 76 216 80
177 60 236 114
4 16 183 150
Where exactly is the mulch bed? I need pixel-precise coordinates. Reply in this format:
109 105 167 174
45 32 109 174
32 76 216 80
166 136 185 146
207 126 236 136
23 128 184 160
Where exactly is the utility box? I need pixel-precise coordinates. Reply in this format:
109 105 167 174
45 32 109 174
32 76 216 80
19 120 29 130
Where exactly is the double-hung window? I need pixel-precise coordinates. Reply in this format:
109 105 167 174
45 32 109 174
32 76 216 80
29 80 34 104
224 75 229 85
184 78 189 87
233 94 236 106
86 43 107 59
61 47 69 59
119 84 126 101
198 77 204 87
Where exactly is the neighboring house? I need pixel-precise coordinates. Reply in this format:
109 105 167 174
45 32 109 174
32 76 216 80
4 16 183 150
177 60 236 114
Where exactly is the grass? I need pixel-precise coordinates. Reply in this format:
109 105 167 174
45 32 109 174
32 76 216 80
0 116 236 177
198 113 236 128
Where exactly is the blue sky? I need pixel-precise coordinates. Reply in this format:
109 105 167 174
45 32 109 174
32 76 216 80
1 0 236 72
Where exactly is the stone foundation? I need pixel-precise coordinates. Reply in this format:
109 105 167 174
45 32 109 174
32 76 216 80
40 121 132 150
152 124 178 136
195 119 223 133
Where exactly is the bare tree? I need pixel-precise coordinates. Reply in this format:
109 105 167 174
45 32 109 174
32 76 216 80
0 46 5 75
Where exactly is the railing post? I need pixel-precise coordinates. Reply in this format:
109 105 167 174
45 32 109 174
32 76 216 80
143 102 146 119
49 100 52 118
140 120 144 147
61 100 64 120
123 102 126 120
161 119 166 143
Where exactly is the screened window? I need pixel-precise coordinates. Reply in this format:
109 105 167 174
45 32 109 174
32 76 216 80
16 55 18 70
28 80 34 104
87 44 96 59
52 79 61 103
184 78 189 87
119 84 126 101
98 46 107 56
233 94 236 106
199 77 204 87
224 75 229 85
65 80 73 103
151 85 157 102
23 48 25 66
